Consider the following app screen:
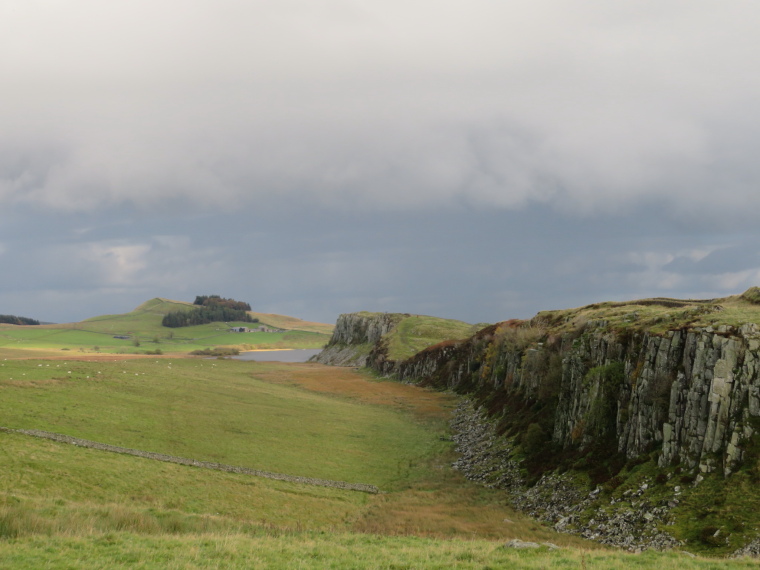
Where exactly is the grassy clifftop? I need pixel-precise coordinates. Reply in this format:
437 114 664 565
531 288 760 335
383 314 485 361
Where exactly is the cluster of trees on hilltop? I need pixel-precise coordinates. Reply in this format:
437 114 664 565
193 295 251 311
0 315 40 326
162 295 257 328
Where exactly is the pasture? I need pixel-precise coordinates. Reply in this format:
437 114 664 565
0 351 751 567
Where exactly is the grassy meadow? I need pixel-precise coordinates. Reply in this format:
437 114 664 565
0 351 753 567
0 352 589 566
1 533 754 569
1 322 758 568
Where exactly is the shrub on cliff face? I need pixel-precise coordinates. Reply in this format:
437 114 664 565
522 423 548 457
699 525 723 546
583 361 625 444
642 371 675 410
537 352 563 402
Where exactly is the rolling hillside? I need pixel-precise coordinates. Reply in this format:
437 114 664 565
0 298 333 355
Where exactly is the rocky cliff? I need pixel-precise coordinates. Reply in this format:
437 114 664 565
312 312 406 366
312 311 480 369
394 320 760 479
334 291 760 553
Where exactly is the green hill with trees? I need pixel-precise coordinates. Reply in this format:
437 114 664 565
162 295 258 328
0 297 331 355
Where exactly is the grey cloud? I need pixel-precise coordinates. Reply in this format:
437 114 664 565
3 3 760 325
2 1 760 220
1 201 758 325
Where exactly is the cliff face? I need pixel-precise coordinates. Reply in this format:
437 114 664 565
316 296 760 552
312 312 405 366
394 321 760 478
316 306 760 475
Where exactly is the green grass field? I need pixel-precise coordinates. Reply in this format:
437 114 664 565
2 533 755 569
0 298 332 354
0 358 438 487
0 346 756 566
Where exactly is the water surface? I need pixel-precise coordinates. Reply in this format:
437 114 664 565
230 348 322 362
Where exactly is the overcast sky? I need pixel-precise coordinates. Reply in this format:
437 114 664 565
2 1 760 325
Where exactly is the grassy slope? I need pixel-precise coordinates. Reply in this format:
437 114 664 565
248 311 334 335
2 534 755 569
0 355 750 566
0 358 432 487
0 298 332 354
344 312 483 362
385 315 484 361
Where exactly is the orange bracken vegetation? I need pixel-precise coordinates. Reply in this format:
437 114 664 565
249 362 455 422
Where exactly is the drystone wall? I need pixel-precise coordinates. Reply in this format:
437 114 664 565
0 427 379 494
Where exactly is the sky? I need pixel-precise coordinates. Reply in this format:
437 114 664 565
2 1 760 325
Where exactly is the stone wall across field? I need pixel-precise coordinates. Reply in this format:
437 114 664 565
0 427 379 494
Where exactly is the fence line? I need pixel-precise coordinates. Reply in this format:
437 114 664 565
0 427 379 494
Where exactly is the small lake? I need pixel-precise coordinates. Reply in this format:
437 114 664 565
230 348 322 363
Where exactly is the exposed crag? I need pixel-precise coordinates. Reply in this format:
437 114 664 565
312 311 479 368
317 291 760 554
311 312 406 366
396 321 760 478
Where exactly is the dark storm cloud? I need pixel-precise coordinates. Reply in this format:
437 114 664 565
2 2 760 323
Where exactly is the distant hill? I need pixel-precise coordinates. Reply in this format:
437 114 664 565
0 298 333 354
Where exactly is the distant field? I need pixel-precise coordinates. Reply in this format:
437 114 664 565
0 324 329 354
248 312 335 335
0 298 332 354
